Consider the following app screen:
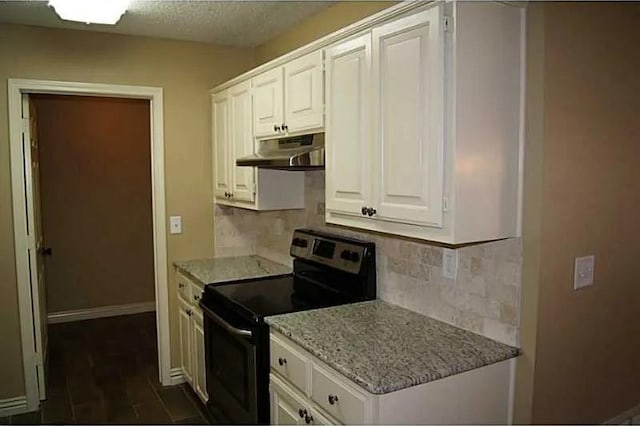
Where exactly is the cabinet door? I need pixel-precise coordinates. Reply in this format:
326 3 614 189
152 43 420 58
372 6 445 227
229 81 256 203
271 385 305 425
212 91 231 199
284 50 325 133
325 34 372 216
178 300 193 385
253 67 284 138
192 309 209 403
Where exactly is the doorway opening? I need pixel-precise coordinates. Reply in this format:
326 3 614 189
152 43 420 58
8 79 170 415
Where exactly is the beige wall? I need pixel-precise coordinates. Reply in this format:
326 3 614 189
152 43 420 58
0 23 253 399
33 95 155 313
515 2 640 423
531 2 640 423
255 1 396 64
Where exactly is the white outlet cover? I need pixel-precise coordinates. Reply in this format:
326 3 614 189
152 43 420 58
574 255 595 290
442 248 458 280
169 215 182 234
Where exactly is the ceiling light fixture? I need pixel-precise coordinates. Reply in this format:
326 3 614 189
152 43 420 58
48 0 130 25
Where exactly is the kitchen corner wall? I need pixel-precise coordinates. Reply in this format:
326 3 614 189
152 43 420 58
214 172 522 346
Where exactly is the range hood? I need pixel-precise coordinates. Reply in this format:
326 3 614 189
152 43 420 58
236 133 324 170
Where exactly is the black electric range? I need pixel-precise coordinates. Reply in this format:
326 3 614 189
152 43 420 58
200 229 376 424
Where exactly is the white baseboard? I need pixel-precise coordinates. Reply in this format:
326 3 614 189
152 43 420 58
47 301 156 324
170 367 187 386
603 402 640 425
0 396 28 417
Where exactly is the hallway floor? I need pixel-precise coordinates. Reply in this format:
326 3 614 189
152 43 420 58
1 312 209 425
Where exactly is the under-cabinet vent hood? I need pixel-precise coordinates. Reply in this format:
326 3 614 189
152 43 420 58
236 133 324 170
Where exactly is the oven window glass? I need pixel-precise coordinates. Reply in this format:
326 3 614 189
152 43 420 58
210 320 252 408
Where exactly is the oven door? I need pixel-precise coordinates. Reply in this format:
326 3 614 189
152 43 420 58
201 304 258 424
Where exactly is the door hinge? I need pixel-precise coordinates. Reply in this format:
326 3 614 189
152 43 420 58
443 196 449 212
443 16 452 32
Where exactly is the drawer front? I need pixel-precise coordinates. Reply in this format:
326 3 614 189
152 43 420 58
190 281 204 306
311 364 367 425
177 273 192 303
270 335 309 393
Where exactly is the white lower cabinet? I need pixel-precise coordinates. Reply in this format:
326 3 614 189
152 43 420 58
177 272 208 403
269 332 513 425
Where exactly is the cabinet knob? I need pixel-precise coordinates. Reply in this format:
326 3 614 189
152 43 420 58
304 414 314 424
187 309 192 316
229 193 233 198
278 357 287 366
328 394 339 405
367 207 377 217
361 206 367 216
281 123 288 132
194 294 200 301
298 408 307 418
178 283 185 289
274 125 281 132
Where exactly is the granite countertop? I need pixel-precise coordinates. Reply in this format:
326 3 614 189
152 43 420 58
266 300 519 395
174 255 291 287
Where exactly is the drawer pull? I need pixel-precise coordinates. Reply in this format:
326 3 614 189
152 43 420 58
328 394 339 405
278 357 287 366
178 283 185 289
304 414 314 424
298 408 307 418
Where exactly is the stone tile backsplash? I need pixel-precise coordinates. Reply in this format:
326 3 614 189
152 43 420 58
213 171 521 346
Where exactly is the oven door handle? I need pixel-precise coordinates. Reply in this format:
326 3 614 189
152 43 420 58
200 304 253 338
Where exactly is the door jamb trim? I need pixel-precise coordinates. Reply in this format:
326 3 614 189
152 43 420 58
8 78 170 411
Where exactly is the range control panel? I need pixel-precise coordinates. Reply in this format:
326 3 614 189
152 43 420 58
289 229 372 274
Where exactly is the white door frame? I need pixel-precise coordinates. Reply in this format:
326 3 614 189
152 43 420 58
7 79 171 411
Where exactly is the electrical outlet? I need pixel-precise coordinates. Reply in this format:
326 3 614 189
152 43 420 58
574 255 595 290
169 216 182 234
442 248 458 280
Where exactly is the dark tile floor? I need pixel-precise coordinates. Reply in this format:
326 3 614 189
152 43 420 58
0 313 209 425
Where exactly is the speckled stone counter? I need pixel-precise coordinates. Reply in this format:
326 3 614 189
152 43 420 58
266 300 519 395
174 255 291 287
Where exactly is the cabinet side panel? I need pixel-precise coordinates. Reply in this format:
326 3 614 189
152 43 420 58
377 359 512 424
453 2 524 242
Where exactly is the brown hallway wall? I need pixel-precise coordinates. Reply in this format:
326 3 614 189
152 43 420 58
33 95 155 313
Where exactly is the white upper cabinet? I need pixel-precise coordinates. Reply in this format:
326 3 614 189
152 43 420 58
325 34 372 217
252 67 284 138
212 91 231 199
372 7 444 227
229 81 255 203
212 83 305 211
325 1 524 244
284 50 325 134
252 50 324 139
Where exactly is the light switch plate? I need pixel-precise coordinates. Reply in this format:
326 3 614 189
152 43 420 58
169 216 182 234
574 255 595 290
442 248 458 280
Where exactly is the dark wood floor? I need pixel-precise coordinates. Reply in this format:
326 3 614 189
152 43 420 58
0 312 209 425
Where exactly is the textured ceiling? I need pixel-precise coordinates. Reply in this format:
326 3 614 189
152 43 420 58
0 0 334 47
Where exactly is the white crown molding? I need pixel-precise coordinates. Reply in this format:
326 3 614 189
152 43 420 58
47 302 156 324
211 0 430 93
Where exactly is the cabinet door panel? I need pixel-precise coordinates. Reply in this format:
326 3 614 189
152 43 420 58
253 67 284 138
372 6 444 227
325 35 372 216
178 300 193 384
229 81 256 203
285 50 324 133
193 310 208 403
212 91 231 199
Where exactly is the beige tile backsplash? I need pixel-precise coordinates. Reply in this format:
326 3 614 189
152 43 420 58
214 171 522 346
